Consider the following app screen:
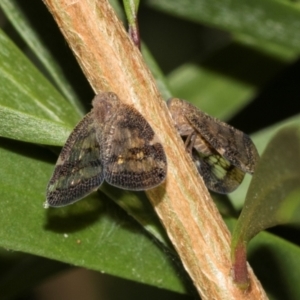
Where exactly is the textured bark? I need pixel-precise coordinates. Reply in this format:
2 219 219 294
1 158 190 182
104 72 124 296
41 0 268 299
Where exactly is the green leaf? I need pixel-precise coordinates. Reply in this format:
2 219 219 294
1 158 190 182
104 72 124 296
0 29 80 123
0 106 71 145
0 138 188 295
0 29 81 144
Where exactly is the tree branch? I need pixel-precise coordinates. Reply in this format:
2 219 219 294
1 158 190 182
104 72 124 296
42 0 268 298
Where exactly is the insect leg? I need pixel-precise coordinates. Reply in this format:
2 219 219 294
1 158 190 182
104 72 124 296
184 131 197 154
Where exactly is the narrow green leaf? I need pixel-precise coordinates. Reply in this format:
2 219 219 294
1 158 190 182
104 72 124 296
0 0 84 115
0 106 71 145
0 29 80 124
0 29 81 143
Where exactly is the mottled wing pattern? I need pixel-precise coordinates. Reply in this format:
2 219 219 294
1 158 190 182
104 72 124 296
185 104 259 174
46 112 104 207
192 149 245 194
103 104 167 190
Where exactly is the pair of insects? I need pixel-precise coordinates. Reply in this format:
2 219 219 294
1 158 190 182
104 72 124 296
46 92 259 207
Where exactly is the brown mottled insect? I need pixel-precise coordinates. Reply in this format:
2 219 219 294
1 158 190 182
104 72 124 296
46 92 167 207
167 98 259 194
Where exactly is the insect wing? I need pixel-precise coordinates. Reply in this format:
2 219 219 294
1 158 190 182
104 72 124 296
185 104 259 174
103 105 167 190
46 113 104 207
192 149 245 193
